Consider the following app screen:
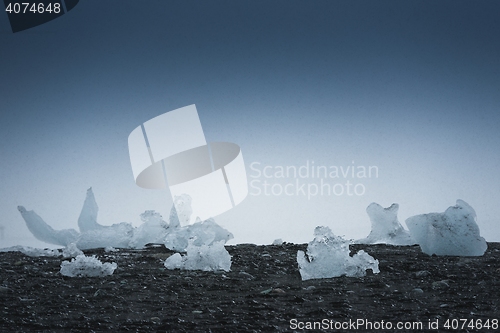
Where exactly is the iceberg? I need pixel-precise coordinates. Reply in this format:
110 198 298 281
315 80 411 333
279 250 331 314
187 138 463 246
18 188 232 251
17 206 79 246
60 254 117 277
297 226 380 280
75 188 136 249
164 240 231 272
356 203 415 245
405 200 487 256
17 188 136 249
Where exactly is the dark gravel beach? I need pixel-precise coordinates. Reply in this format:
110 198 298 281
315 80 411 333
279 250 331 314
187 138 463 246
1 243 499 332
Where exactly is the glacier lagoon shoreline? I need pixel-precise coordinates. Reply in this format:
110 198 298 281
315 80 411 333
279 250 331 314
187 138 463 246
1 242 499 332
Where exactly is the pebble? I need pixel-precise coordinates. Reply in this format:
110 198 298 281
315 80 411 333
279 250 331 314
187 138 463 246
432 280 450 289
411 288 424 294
260 288 273 295
239 271 255 280
415 270 430 278
272 288 285 294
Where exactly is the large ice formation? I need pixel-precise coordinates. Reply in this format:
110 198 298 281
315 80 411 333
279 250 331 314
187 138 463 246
405 200 487 256
164 240 231 272
18 188 233 251
356 203 415 245
17 206 79 246
297 226 380 281
17 188 139 249
60 254 117 277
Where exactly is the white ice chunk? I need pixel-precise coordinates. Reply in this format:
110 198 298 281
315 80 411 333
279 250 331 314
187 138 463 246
60 254 117 277
272 238 284 245
405 200 487 256
0 245 60 257
164 253 183 269
164 218 233 252
297 226 380 281
128 210 170 249
105 246 119 253
62 243 83 258
164 240 231 272
17 206 79 246
356 203 415 245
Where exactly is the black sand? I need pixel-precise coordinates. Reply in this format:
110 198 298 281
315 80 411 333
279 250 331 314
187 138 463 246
1 243 499 332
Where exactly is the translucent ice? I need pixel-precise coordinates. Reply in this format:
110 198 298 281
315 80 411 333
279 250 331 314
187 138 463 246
75 222 134 249
356 203 415 245
77 187 102 233
17 206 79 247
297 226 380 281
164 240 231 272
17 189 133 249
129 210 171 249
164 218 234 252
74 188 136 249
62 243 83 258
405 200 487 256
60 254 117 277
18 188 232 251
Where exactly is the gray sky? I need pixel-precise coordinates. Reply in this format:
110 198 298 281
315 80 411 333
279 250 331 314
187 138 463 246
1 0 499 248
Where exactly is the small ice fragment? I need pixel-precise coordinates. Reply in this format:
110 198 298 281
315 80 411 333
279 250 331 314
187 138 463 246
405 200 487 256
60 254 117 277
297 226 379 281
356 203 415 245
164 253 183 269
272 238 284 245
105 246 118 253
164 240 231 272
